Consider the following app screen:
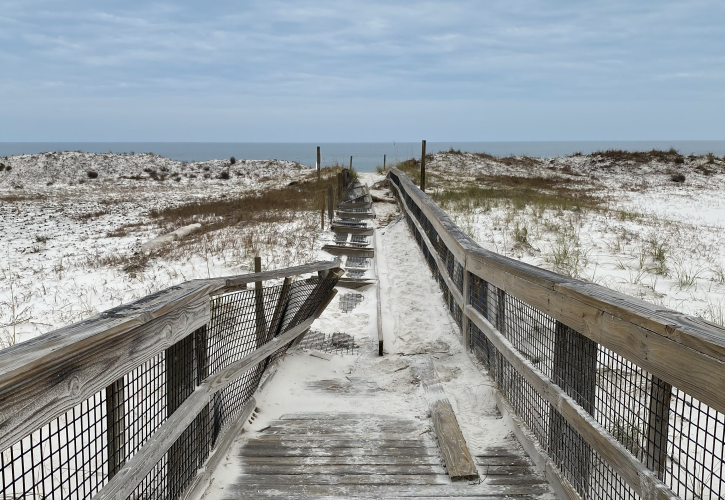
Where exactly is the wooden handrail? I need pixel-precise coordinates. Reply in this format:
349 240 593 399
92 286 338 500
389 167 725 416
388 166 725 500
0 261 339 452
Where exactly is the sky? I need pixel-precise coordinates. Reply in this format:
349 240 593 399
0 0 723 142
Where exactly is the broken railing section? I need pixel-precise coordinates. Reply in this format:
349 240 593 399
388 167 725 500
322 172 384 356
0 262 342 500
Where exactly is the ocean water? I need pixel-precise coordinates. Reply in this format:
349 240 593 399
1 141 724 173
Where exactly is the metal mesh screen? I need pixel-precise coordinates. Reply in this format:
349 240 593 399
1 392 108 500
390 169 725 500
1 275 338 500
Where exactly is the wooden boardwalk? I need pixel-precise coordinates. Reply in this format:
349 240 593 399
210 177 556 500
218 413 552 499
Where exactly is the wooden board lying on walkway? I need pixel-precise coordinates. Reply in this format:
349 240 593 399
413 355 480 482
221 413 553 499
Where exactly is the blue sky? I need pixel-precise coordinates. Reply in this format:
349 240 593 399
1 0 723 141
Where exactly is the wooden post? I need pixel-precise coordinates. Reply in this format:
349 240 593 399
420 139 426 191
327 185 334 226
254 255 267 347
462 269 471 350
350 156 353 170
549 322 596 493
317 146 321 182
106 378 125 479
496 288 506 335
383 154 386 171
646 376 672 479
194 325 211 459
166 334 196 498
320 191 325 229
267 278 292 341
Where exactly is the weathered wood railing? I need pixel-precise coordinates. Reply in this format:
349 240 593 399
0 262 342 500
388 167 725 500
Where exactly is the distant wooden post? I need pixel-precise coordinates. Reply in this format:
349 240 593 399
317 146 321 182
327 185 334 226
383 154 386 171
321 191 325 229
420 140 426 191
349 156 353 170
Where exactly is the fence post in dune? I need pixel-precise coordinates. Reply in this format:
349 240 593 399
317 146 321 182
254 255 267 347
646 377 673 479
350 155 353 170
105 378 126 480
420 139 426 191
384 154 386 171
327 185 334 227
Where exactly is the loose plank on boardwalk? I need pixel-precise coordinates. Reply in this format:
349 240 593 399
412 355 479 481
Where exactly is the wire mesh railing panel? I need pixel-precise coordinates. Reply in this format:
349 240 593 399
124 352 167 459
1 391 107 500
390 170 725 500
212 363 266 439
666 390 725 500
1 271 339 500
208 285 285 374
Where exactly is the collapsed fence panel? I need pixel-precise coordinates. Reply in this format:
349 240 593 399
0 264 340 500
388 167 725 500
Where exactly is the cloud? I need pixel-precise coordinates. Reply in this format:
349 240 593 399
0 0 723 140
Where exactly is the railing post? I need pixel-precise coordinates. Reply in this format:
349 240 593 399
254 255 267 347
321 191 325 229
166 334 197 499
549 322 596 495
462 268 471 350
105 378 125 480
327 185 334 226
646 376 672 479
496 288 506 336
383 154 386 170
317 146 321 182
268 277 292 341
420 139 426 191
